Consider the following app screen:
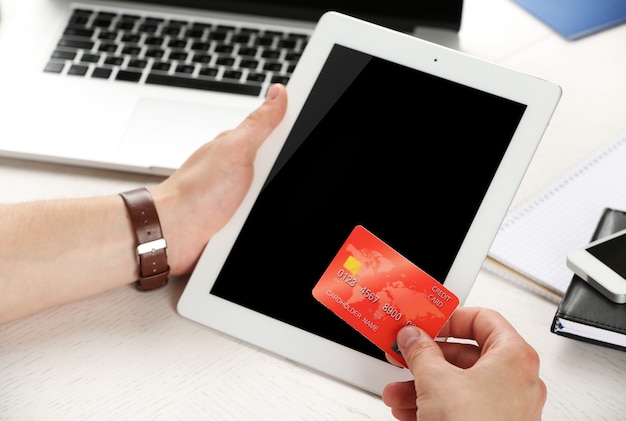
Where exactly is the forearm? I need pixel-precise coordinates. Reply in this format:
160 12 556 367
0 83 288 324
0 195 137 323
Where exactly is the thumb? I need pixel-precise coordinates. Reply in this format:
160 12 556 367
397 325 446 375
235 83 288 150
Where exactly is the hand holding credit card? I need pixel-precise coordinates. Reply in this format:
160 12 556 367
312 225 459 367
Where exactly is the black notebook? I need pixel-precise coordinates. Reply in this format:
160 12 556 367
551 207 626 351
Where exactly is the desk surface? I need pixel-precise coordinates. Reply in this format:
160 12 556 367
2 0 626 419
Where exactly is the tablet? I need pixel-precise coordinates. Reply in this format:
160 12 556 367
177 11 561 395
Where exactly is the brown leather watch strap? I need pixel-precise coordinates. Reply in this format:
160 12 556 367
120 187 170 291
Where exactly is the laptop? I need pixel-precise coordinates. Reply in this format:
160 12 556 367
177 11 561 396
0 0 463 176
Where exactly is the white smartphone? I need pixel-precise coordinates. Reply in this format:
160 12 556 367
567 228 626 303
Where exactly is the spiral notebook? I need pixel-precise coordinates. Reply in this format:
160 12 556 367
486 128 626 301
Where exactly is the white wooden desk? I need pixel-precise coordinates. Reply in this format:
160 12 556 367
2 0 626 419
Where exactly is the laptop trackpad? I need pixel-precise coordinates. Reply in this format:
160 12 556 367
120 98 251 169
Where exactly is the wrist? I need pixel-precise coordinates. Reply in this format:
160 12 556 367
149 185 188 276
120 188 170 290
150 179 230 277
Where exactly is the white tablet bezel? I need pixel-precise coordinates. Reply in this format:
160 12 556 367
177 11 561 395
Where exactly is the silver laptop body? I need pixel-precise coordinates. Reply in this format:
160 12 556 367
0 0 463 175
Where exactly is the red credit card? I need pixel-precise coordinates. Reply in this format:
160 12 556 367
312 225 459 366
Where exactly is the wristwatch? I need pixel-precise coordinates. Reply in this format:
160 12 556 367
120 188 170 291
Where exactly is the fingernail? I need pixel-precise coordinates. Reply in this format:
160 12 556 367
266 84 279 100
397 325 423 349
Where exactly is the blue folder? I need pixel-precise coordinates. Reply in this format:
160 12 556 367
513 0 626 40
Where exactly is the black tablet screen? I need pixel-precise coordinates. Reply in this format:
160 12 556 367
210 44 526 361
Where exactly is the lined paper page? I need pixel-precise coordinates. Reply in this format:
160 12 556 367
487 130 626 296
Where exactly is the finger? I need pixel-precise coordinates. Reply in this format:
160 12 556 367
438 306 526 351
396 325 448 378
390 407 417 421
382 381 418 421
387 339 481 369
234 83 288 150
436 340 482 369
382 380 417 409
384 352 405 367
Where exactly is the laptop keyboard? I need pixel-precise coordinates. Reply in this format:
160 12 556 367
44 7 311 97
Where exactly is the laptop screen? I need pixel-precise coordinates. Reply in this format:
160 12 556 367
133 0 464 32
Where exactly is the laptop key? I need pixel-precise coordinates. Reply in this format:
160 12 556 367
175 64 195 74
104 56 124 66
247 72 266 83
116 70 142 82
128 59 148 69
44 62 65 73
263 61 283 72
223 70 243 80
240 59 259 69
68 16 90 27
121 33 141 43
121 46 141 56
68 64 89 76
80 53 100 63
146 48 165 58
98 43 118 53
216 56 235 66
199 67 218 77
98 31 118 41
152 62 171 71
51 50 77 60
271 75 289 84
146 73 261 96
92 67 113 79
58 38 94 49
192 53 212 63
145 36 165 46
63 27 95 38
168 51 188 61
